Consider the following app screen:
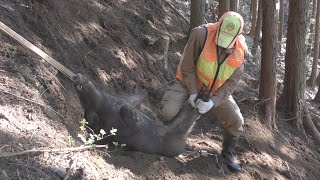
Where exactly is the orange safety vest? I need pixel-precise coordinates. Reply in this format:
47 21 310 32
176 23 245 94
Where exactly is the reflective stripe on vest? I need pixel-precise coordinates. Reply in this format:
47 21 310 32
176 23 244 93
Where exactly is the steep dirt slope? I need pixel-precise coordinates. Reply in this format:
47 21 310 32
0 0 320 179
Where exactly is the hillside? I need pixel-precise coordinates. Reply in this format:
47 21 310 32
0 0 320 179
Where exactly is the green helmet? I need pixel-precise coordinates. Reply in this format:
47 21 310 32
216 11 244 49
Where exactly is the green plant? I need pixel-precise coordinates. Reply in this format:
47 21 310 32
78 119 109 145
112 141 126 150
67 136 75 147
78 119 126 149
12 46 18 56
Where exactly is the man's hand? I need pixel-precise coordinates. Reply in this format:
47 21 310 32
188 94 198 108
196 99 214 114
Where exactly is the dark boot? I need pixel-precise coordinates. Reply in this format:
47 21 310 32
221 132 241 172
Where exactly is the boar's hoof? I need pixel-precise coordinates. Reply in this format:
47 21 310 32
120 105 140 122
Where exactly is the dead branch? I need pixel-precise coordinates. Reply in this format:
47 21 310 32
5 161 56 179
284 161 293 179
159 35 170 71
278 114 308 121
243 129 253 148
0 4 14 11
0 112 24 130
161 0 189 24
63 156 78 180
16 169 22 180
275 131 297 152
216 154 225 175
0 145 108 158
303 106 320 144
0 86 66 120
253 98 270 113
77 156 100 180
0 145 9 151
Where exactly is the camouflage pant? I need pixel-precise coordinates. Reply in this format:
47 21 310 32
158 81 244 137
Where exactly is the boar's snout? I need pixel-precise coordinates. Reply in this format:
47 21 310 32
72 73 88 91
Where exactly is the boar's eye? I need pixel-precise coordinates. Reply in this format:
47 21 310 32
77 84 83 91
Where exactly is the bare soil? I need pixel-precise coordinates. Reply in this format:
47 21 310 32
0 0 320 179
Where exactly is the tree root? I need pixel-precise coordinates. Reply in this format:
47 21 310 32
303 106 320 144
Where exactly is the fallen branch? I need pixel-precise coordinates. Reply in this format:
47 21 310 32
243 129 253 148
0 145 9 151
6 161 53 179
0 4 14 11
0 86 66 120
159 35 170 71
278 114 308 121
63 156 78 180
161 0 189 24
0 145 108 158
216 154 225 175
77 156 100 180
253 98 270 113
284 161 293 179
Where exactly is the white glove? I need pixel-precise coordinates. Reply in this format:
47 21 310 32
188 94 198 108
196 99 214 114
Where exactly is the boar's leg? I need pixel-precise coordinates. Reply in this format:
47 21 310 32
84 109 100 133
118 104 143 131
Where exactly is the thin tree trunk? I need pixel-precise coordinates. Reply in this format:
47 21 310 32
252 0 262 57
303 106 320 144
307 0 320 87
249 0 258 37
311 0 317 33
189 0 205 34
230 0 239 12
259 0 278 129
315 85 320 101
278 0 308 131
218 0 230 18
309 0 317 49
278 0 284 42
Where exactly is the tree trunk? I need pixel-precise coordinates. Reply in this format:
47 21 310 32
230 0 239 12
309 0 317 49
249 0 258 37
218 0 230 18
307 0 320 87
189 0 205 34
252 0 262 57
278 0 308 131
278 0 284 42
315 84 320 102
259 0 278 129
311 0 318 33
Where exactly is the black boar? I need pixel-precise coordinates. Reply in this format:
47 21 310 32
73 73 199 157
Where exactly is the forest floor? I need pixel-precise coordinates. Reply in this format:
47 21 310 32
0 0 320 179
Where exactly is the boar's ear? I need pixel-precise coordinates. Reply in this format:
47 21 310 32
72 73 81 83
72 73 84 91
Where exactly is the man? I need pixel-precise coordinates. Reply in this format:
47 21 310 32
158 11 246 172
